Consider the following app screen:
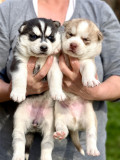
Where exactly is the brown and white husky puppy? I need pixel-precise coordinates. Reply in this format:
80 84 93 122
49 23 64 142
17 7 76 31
54 18 103 157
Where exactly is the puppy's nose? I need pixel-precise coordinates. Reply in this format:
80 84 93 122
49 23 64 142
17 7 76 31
70 43 78 50
40 45 48 52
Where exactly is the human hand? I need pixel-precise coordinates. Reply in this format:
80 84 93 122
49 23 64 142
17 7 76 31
26 56 53 95
59 54 100 101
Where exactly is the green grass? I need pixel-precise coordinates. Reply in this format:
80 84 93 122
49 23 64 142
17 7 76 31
106 101 120 160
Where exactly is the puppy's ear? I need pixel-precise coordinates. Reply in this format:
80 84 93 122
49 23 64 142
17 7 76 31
97 31 103 41
63 21 69 27
53 21 61 28
18 21 27 34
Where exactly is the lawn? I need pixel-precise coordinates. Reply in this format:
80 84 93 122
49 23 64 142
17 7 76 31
106 101 120 160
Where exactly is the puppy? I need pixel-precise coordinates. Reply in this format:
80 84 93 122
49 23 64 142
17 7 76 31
10 18 65 160
10 18 66 103
54 18 103 156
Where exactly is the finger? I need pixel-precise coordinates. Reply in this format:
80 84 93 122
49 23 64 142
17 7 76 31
26 81 48 95
95 73 98 80
69 56 80 73
35 56 54 81
59 54 73 78
27 57 37 74
36 86 49 94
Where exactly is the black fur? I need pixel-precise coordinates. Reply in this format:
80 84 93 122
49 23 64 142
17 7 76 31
10 54 22 72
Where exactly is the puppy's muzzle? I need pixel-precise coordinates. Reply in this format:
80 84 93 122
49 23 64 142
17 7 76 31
70 43 78 52
40 45 48 52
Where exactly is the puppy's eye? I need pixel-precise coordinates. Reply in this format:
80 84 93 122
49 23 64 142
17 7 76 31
82 38 91 45
29 34 38 41
47 35 55 42
67 32 74 37
69 33 74 37
66 32 75 39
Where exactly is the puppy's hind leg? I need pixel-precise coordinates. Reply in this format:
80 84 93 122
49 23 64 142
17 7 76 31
85 102 100 156
12 119 27 160
40 112 54 160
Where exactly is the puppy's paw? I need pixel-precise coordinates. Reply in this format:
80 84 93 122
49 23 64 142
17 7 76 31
12 154 25 160
82 77 100 87
51 91 66 101
53 131 67 140
10 90 26 103
87 146 100 156
41 155 52 160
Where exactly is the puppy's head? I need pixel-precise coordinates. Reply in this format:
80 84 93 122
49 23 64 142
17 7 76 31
62 18 103 59
18 18 61 57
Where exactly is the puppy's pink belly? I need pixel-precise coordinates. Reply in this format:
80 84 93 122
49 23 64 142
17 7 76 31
26 103 48 123
61 100 85 118
70 102 84 117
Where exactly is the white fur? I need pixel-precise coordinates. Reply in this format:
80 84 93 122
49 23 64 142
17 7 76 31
10 54 29 102
33 26 41 36
48 57 66 101
40 20 45 33
45 26 52 37
78 21 89 33
80 59 100 87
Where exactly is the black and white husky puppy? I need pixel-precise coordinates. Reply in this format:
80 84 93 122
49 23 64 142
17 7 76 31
10 18 66 103
10 18 65 160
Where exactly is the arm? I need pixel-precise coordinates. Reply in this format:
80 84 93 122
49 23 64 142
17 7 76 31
59 55 120 101
0 2 11 102
0 79 11 102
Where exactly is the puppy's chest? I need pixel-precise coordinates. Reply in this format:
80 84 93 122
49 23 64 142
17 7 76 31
33 57 47 75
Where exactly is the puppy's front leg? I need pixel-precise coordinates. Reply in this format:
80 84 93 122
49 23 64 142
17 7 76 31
80 59 100 87
10 56 29 102
48 56 66 101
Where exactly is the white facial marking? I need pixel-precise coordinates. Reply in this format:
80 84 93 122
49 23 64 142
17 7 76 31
78 21 89 33
71 26 76 35
40 21 45 33
78 21 89 38
33 26 41 36
45 26 52 36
